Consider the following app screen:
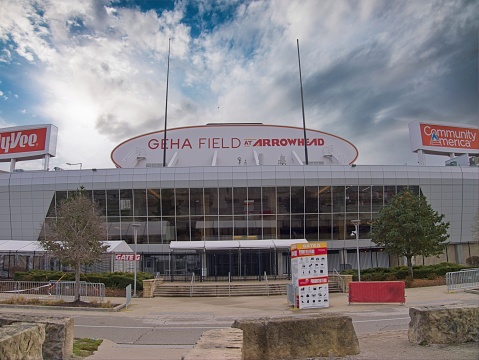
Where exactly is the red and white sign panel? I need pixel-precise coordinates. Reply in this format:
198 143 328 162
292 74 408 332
0 124 58 162
115 254 141 261
111 124 358 167
409 120 479 155
291 242 329 309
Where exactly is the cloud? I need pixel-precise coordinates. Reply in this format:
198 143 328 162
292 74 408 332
0 0 476 171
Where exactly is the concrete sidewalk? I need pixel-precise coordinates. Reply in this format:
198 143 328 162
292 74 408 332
87 286 479 360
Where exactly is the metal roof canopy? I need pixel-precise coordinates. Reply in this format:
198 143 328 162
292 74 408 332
169 239 308 251
0 240 133 253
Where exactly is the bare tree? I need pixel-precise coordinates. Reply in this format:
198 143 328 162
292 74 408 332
39 187 107 302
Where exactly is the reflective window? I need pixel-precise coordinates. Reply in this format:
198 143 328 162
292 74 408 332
332 186 345 213
262 187 276 214
147 189 161 216
318 214 332 240
93 190 107 216
248 187 262 215
384 186 396 204
175 188 189 216
190 188 203 215
119 189 133 216
176 216 190 241
233 188 247 215
359 186 371 213
319 186 332 213
372 186 383 212
262 215 276 239
204 188 218 215
305 214 318 241
346 186 358 212
106 190 120 217
278 215 290 239
305 186 318 214
290 187 305 214
277 187 290 214
161 189 175 216
218 188 233 215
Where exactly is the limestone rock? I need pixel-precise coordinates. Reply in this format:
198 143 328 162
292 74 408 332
408 305 479 345
0 322 45 360
183 328 243 360
233 314 360 360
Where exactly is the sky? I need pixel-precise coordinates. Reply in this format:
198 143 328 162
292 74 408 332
0 0 477 171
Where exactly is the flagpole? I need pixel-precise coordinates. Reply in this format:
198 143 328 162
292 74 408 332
162 38 171 167
297 39 309 165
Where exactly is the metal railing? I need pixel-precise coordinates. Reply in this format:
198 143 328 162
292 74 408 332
0 280 105 302
332 269 346 293
264 271 269 297
446 268 479 291
190 272 195 297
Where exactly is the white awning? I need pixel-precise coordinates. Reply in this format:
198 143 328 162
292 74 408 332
0 240 133 253
169 239 308 251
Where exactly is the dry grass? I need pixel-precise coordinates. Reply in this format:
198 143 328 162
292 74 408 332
0 296 116 308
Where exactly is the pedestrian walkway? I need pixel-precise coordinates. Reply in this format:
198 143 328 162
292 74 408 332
88 285 478 360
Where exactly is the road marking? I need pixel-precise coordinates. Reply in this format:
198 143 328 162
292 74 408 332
353 317 409 323
74 325 226 329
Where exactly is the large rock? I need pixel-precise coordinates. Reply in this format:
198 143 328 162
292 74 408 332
0 322 45 360
0 314 73 360
182 328 243 360
408 305 479 345
233 314 359 360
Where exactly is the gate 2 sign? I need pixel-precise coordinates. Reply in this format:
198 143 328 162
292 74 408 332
115 254 140 261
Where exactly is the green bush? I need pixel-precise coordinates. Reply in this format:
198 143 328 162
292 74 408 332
13 270 153 290
340 262 473 281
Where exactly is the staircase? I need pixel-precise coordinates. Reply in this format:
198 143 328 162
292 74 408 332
153 275 345 297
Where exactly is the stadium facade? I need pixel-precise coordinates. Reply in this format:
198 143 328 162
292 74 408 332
0 123 478 279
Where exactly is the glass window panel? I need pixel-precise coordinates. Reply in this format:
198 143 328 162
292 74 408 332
233 187 247 215
277 187 290 214
120 189 133 216
56 191 68 208
262 187 276 214
384 186 396 205
190 188 203 216
346 186 358 212
291 214 304 238
93 190 107 217
277 215 290 239
133 189 147 217
218 188 233 215
204 215 217 241
332 213 346 240
248 187 262 215
204 188 218 215
262 215 276 239
176 216 190 241
148 217 162 243
319 214 332 240
163 216 175 243
190 216 204 241
106 190 120 217
359 186 371 213
290 187 304 214
332 186 345 213
176 188 189 216
147 189 161 216
319 186 332 213
409 185 420 196
305 186 318 214
233 216 247 237
161 189 175 216
218 216 233 239
305 214 318 241
372 186 383 212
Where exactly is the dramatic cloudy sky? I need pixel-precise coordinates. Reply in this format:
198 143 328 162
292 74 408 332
0 0 477 170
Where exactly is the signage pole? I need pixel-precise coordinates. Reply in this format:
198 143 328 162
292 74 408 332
162 38 171 167
132 223 141 297
297 39 309 165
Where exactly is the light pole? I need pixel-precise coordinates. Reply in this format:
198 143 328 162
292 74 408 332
66 162 82 170
131 223 141 297
351 219 361 281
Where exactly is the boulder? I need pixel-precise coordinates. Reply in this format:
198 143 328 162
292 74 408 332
0 314 73 360
233 314 359 360
408 305 479 345
0 322 45 360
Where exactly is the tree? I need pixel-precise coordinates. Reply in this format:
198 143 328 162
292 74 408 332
370 189 450 278
39 187 108 302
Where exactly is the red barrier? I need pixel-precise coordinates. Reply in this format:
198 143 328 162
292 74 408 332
348 281 405 304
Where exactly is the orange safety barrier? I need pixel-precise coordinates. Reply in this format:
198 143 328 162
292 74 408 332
348 281 405 304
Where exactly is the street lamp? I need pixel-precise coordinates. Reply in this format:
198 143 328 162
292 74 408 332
131 223 141 297
66 162 82 170
351 219 361 282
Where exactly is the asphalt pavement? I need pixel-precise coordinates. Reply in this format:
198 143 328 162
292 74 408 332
84 285 478 360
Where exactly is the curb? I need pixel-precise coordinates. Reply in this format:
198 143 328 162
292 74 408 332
0 302 126 312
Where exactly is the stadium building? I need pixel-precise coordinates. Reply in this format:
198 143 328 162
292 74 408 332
0 122 478 279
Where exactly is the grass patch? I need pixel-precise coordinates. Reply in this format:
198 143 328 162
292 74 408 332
73 338 103 357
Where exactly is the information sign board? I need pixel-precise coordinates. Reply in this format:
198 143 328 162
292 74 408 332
291 242 329 309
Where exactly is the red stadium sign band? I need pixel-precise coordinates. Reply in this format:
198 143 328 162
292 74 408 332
0 128 47 154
